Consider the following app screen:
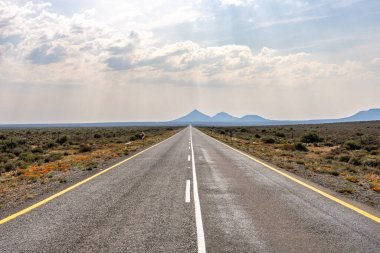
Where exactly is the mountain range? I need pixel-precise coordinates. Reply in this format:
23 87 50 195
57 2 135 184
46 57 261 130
171 108 380 126
1 109 380 128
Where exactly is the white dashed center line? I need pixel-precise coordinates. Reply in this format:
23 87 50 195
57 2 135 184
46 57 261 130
185 180 191 203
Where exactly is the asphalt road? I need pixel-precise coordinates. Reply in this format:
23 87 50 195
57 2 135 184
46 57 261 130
1 126 379 252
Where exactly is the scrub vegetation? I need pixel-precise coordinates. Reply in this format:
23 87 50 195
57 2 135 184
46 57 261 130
0 127 179 211
200 121 380 209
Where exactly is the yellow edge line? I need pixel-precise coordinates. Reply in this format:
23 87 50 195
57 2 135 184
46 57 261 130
0 132 178 225
210 135 380 224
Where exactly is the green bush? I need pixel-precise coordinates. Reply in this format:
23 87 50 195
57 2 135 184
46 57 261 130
44 142 56 149
86 161 98 171
44 152 62 163
349 157 362 166
344 140 361 150
294 142 308 151
363 159 379 168
282 144 296 151
275 132 285 138
12 148 22 156
364 145 378 152
79 144 92 153
31 147 44 153
262 137 275 144
56 136 68 145
339 155 351 163
93 133 102 139
4 162 14 172
301 132 322 143
20 152 39 163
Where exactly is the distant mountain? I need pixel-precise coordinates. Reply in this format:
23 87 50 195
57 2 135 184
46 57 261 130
212 112 238 122
240 115 268 122
171 110 271 125
170 108 380 126
173 109 211 122
2 108 380 129
340 108 380 122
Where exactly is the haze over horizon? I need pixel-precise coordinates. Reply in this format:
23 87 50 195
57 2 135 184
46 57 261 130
1 0 380 123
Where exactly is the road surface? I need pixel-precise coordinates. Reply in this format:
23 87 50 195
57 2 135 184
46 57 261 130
1 126 379 252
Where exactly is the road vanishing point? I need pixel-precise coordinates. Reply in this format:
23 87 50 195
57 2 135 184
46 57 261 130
1 126 379 252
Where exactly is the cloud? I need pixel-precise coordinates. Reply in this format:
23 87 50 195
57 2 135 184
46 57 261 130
0 0 379 122
0 0 375 88
0 1 376 82
105 57 132 70
219 0 258 7
27 44 66 64
251 15 328 29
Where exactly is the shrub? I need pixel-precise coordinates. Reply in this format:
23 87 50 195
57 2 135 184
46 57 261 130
45 142 56 149
346 175 359 183
275 132 285 138
79 144 92 153
94 133 102 139
4 162 14 172
240 128 247 133
294 142 308 151
17 139 27 145
344 140 361 150
20 152 40 163
32 147 44 153
219 130 226 135
0 134 6 140
349 157 362 166
282 144 296 151
56 136 68 145
363 159 379 168
262 137 275 144
12 148 22 156
86 161 98 171
364 145 378 152
254 134 261 138
339 155 351 163
338 188 353 194
44 152 62 163
301 132 322 143
5 141 17 149
0 154 8 163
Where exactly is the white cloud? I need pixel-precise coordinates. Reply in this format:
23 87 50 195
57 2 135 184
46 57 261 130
219 0 258 7
0 0 379 122
0 0 376 88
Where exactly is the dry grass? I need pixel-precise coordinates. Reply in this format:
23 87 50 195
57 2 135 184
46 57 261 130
0 127 180 210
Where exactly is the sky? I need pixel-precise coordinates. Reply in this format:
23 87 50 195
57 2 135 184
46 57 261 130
0 0 379 123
